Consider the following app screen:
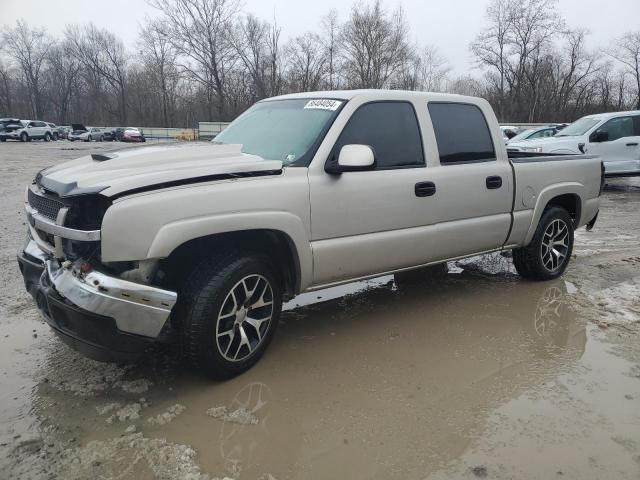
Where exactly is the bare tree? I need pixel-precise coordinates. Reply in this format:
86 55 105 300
65 24 129 124
45 42 81 124
1 19 49 118
321 9 341 89
471 0 514 118
608 31 640 109
139 19 181 126
0 59 12 114
149 0 241 119
341 0 413 89
285 33 326 92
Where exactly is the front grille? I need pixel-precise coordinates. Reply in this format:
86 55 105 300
28 188 65 221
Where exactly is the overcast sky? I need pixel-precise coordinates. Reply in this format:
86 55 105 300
3 0 639 74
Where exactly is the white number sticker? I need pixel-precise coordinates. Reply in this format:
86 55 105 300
304 99 343 111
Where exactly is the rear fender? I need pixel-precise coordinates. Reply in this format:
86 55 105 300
523 183 584 245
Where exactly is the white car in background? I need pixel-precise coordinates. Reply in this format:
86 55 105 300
506 125 560 149
0 120 53 142
507 111 640 177
68 123 91 142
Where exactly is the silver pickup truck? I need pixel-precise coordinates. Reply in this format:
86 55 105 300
17 90 603 379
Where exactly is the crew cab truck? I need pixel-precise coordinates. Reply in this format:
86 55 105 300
507 110 640 177
17 90 603 379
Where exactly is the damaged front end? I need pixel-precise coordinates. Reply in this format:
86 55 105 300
18 181 177 362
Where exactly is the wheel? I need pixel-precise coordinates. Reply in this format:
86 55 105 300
99 135 104 142
44 132 51 142
513 207 574 281
69 138 75 142
0 138 5 142
20 132 29 142
84 136 90 142
53 133 59 141
176 251 282 379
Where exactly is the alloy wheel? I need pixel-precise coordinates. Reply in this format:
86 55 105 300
541 219 569 271
215 274 274 362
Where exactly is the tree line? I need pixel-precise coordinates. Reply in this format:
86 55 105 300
0 0 639 127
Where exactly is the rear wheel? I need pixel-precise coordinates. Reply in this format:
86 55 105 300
513 207 574 281
176 251 282 379
44 132 52 142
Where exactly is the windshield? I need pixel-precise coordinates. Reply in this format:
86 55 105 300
213 98 344 166
556 117 601 137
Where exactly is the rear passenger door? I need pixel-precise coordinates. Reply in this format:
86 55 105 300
426 102 513 259
309 101 439 285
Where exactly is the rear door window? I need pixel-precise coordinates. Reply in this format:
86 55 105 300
428 103 496 164
333 102 424 169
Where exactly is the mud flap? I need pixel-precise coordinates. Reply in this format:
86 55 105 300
586 211 598 231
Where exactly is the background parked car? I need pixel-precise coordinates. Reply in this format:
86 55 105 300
67 123 91 142
122 127 146 142
0 118 23 142
1 120 53 142
87 127 108 141
102 129 115 141
46 123 61 140
506 125 560 146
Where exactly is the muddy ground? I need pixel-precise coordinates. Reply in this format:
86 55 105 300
0 141 639 480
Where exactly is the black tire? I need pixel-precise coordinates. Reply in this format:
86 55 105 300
21 132 29 142
513 207 574 281
175 251 282 379
0 138 5 142
44 132 51 142
99 135 104 142
53 133 59 141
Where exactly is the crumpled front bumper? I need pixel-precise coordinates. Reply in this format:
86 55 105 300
17 239 177 361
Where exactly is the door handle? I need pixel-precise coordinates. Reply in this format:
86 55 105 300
486 176 503 189
626 142 639 146
415 181 436 197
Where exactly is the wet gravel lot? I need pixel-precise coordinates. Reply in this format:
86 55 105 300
1 141 639 479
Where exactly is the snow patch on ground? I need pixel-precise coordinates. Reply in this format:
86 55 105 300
56 432 219 480
206 406 259 425
116 378 154 394
590 278 640 325
147 404 186 425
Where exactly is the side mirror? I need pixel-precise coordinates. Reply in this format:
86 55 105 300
590 130 609 143
326 144 375 174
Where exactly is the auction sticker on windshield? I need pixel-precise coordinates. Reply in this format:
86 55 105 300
304 99 343 111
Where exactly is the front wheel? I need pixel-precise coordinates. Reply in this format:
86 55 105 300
513 207 574 281
44 132 52 142
176 251 282 379
20 133 29 142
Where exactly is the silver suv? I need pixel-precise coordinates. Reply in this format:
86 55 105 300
0 120 53 142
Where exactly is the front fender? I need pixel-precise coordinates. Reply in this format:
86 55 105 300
523 182 584 245
102 210 313 292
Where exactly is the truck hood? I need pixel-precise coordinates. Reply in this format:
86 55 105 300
508 136 583 153
38 143 283 197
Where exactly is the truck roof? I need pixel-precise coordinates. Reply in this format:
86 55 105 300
581 110 640 121
264 89 485 105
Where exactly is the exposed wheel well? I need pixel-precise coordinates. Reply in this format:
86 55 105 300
544 193 580 226
157 230 300 298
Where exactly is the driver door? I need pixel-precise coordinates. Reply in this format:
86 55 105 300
308 101 439 286
587 115 640 175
